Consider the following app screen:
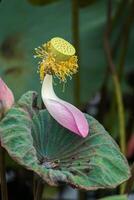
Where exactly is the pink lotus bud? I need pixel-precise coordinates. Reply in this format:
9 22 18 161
41 75 89 137
0 78 14 114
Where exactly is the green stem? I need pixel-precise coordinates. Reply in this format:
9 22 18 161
34 178 43 200
0 147 8 200
112 74 126 154
104 0 126 155
118 0 134 79
111 0 128 30
72 0 80 107
105 2 127 193
125 163 134 194
33 174 37 200
106 0 134 133
97 1 129 123
36 182 43 200
78 191 86 200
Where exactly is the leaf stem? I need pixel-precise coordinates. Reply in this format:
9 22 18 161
98 0 129 123
33 174 37 199
112 75 126 154
72 0 81 106
125 163 134 194
33 176 43 200
104 0 134 136
78 191 87 200
118 0 134 80
104 0 126 155
0 147 8 200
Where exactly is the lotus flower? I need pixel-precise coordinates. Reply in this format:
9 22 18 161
35 37 89 137
0 78 14 114
41 75 89 137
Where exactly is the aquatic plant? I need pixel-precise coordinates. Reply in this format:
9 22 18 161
0 38 131 200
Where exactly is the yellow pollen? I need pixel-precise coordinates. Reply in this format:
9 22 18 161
35 37 78 82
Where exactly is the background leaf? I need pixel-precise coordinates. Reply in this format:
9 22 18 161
100 194 128 200
0 92 130 190
0 0 118 103
27 0 59 6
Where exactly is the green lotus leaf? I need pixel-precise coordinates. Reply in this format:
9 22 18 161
0 91 131 190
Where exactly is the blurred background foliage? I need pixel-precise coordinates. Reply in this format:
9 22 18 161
0 0 134 199
0 0 115 103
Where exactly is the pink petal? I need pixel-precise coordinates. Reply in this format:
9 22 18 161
0 78 14 113
45 98 89 137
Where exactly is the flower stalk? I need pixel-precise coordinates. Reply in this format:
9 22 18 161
72 0 81 106
0 148 8 200
104 0 126 155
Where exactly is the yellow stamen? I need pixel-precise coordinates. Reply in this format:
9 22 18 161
35 37 78 82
